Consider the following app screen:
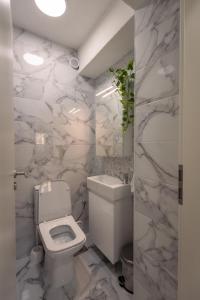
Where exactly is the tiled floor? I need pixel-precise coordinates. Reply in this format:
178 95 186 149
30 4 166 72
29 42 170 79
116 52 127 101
17 247 133 300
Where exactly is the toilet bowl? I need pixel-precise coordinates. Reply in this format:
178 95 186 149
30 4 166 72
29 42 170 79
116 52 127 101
34 181 86 288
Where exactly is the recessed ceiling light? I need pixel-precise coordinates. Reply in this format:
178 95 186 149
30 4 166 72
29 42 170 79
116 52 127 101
23 53 44 66
34 0 67 17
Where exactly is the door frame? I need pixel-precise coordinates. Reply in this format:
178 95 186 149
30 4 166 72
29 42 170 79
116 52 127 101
178 0 200 299
0 0 16 299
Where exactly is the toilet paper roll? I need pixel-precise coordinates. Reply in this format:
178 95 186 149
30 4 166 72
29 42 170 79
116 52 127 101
30 245 44 265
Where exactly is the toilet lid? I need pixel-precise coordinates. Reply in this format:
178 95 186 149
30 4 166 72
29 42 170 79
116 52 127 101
38 181 72 223
39 215 86 253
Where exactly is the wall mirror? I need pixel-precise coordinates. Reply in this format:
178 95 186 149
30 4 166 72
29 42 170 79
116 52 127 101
93 18 134 157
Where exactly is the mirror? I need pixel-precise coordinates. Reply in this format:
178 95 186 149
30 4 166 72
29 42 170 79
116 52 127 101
94 18 134 157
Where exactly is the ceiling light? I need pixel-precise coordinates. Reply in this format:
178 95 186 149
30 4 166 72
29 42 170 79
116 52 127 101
102 88 117 98
69 108 76 113
73 109 80 114
68 108 80 114
96 86 113 97
23 53 44 66
34 0 67 17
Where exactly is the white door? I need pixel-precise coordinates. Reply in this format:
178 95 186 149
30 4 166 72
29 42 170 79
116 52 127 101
0 0 16 299
178 0 200 299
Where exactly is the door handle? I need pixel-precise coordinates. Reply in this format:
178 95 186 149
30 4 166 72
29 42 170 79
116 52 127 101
13 170 26 178
13 170 27 191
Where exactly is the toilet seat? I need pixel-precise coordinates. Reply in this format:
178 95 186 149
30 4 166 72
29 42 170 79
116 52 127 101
39 215 86 253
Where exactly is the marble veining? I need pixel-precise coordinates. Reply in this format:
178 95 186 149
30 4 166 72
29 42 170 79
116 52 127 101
135 95 179 143
135 142 178 186
135 178 178 282
16 248 133 300
135 177 178 237
13 27 95 259
135 0 179 105
134 0 179 299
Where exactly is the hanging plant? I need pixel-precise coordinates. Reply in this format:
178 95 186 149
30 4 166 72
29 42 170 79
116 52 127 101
109 60 135 133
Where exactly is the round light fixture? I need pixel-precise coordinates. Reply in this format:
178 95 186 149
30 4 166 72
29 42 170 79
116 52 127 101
23 53 44 66
34 0 67 17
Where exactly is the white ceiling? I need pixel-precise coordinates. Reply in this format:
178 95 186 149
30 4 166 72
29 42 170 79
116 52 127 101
11 0 114 49
79 17 134 78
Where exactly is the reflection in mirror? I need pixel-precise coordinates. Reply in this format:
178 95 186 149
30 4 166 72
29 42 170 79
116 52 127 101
95 52 134 157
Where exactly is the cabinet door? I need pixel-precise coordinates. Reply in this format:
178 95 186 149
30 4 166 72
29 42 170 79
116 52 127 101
89 192 115 263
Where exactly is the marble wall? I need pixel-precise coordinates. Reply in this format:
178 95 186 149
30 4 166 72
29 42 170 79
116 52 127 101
13 28 95 259
134 1 179 299
94 52 134 181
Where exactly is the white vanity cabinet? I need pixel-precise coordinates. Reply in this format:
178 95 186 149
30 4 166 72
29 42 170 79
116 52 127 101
87 175 133 264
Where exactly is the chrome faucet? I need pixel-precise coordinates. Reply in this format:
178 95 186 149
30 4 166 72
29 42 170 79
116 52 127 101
123 173 129 184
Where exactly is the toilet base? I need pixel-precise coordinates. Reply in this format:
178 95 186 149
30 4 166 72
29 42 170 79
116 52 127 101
44 252 75 288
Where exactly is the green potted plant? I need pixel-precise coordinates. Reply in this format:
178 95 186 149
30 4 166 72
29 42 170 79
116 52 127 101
109 60 135 133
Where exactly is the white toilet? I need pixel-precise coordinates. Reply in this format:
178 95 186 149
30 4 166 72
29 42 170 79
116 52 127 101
34 180 86 288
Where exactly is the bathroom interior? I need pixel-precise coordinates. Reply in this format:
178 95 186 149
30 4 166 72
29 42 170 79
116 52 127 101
0 0 183 299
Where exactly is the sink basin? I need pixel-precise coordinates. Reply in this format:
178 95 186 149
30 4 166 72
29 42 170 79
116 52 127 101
87 175 131 202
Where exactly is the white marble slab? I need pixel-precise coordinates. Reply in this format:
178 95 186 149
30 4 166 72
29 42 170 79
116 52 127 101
134 1 179 299
134 210 177 300
135 49 179 105
134 0 179 105
135 95 179 143
135 176 178 235
135 142 178 186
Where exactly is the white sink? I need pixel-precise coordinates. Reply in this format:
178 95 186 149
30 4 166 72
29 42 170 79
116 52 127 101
87 174 131 202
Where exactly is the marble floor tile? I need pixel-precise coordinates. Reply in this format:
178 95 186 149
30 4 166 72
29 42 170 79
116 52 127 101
16 248 133 300
76 248 133 300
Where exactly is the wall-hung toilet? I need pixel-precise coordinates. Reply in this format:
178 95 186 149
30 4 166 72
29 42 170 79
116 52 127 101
34 180 86 288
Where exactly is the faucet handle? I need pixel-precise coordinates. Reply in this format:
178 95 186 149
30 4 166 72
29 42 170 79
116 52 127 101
123 173 129 184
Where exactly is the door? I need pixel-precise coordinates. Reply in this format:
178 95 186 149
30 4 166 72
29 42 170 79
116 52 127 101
0 0 16 299
178 0 200 299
